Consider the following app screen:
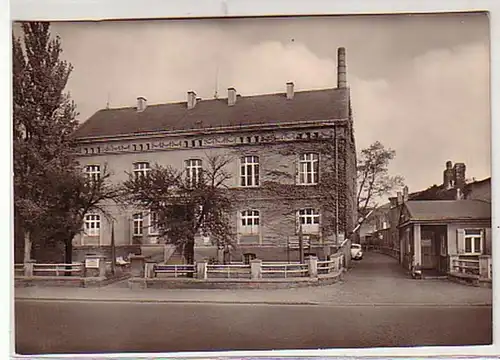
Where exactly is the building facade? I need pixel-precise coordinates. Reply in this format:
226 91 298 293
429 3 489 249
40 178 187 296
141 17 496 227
71 47 357 262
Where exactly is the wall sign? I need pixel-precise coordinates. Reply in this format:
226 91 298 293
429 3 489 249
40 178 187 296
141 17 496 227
85 258 100 269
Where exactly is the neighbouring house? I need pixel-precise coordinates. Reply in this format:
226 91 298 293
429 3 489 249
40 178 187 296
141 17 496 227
365 161 492 278
69 47 357 263
398 200 491 277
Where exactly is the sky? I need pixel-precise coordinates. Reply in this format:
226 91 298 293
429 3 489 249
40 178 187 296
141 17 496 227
27 13 491 194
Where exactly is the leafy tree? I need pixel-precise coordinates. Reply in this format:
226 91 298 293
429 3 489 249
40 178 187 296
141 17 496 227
13 22 78 263
13 22 120 266
356 141 404 229
120 154 235 266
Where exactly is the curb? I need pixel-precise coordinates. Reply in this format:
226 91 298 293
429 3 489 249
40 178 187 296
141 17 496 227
14 297 493 307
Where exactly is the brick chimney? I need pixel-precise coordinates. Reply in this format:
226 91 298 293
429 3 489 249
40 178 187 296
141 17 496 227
443 161 454 189
187 91 197 110
453 162 466 190
286 82 294 100
137 96 147 112
228 88 237 106
337 47 347 88
396 191 403 205
403 186 409 202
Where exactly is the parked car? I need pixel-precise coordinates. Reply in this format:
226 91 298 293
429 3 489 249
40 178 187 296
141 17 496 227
350 243 363 260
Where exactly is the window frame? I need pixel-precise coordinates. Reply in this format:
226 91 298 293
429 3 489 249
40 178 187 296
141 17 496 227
240 209 260 235
84 214 101 237
85 164 101 182
464 229 483 255
133 162 151 178
149 211 159 235
297 153 319 185
185 158 203 187
240 156 260 187
133 213 144 237
297 208 320 234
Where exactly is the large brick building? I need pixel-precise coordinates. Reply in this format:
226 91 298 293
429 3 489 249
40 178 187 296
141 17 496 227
71 47 357 262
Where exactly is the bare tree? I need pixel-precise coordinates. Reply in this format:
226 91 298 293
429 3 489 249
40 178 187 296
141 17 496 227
120 154 235 266
356 141 404 228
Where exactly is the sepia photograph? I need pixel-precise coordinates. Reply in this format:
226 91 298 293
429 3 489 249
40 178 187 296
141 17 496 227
11 11 492 356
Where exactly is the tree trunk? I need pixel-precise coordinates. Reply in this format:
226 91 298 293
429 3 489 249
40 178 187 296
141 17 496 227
184 237 195 277
23 230 32 264
64 238 73 276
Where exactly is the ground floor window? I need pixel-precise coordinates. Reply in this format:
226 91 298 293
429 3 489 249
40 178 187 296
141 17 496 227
133 213 143 236
464 229 482 254
298 208 320 234
240 210 260 235
84 214 100 237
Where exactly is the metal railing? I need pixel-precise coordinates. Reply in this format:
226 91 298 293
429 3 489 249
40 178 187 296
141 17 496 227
261 263 309 278
452 258 480 276
207 264 251 279
30 263 84 277
153 264 195 278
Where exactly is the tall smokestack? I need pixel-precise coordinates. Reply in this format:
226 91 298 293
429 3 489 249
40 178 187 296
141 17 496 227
337 47 347 88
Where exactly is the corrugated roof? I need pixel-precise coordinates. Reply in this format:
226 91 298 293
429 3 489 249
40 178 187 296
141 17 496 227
73 88 349 139
404 200 491 222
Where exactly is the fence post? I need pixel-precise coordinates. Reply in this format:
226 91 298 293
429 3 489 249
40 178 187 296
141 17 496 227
307 256 318 278
448 254 459 273
196 261 207 280
24 260 35 277
479 255 491 279
250 259 262 280
129 255 146 278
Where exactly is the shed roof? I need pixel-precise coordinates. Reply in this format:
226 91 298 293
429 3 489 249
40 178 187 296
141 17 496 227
73 88 350 140
403 200 491 222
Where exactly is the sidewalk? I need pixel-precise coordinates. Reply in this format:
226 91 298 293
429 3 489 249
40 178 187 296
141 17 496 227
14 278 493 306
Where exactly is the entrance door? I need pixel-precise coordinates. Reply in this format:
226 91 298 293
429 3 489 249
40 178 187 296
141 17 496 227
421 231 437 269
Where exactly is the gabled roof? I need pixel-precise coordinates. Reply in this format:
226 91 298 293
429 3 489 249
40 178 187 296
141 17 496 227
73 88 350 140
403 200 491 222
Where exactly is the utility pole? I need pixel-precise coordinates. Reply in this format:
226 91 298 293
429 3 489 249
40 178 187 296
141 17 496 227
299 223 304 264
111 221 116 275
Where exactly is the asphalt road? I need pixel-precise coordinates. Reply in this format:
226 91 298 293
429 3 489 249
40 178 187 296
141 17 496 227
15 300 492 355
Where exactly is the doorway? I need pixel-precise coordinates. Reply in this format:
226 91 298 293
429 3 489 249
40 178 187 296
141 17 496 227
420 225 448 274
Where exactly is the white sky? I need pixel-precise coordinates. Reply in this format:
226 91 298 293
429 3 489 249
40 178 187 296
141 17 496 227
30 13 490 194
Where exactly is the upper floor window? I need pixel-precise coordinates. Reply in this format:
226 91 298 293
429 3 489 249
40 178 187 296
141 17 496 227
84 214 100 237
298 153 319 185
185 159 203 186
240 210 260 235
133 213 143 236
133 162 150 178
85 165 101 182
464 229 483 255
240 156 260 187
297 208 320 234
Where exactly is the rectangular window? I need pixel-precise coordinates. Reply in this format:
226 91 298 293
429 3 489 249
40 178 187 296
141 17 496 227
185 159 203 186
298 208 320 234
464 229 482 254
133 213 143 236
84 214 100 237
149 211 159 235
240 210 260 235
240 156 260 187
133 162 150 178
298 153 319 185
85 165 101 182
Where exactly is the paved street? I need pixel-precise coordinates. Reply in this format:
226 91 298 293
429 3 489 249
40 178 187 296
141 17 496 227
14 252 493 354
